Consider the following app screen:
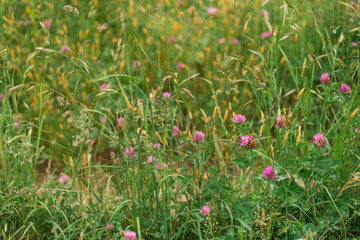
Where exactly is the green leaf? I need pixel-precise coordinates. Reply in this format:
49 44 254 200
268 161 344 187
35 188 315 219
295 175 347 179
233 157 250 169
274 175 288 182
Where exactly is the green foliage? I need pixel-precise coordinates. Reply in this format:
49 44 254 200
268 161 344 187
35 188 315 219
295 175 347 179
1 0 360 239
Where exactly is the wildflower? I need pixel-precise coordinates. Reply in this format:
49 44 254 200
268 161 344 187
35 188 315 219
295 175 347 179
133 60 141 68
320 73 331 84
313 133 326 147
339 83 350 93
125 147 135 158
207 7 218 17
42 19 52 28
73 8 79 16
100 83 107 89
168 36 175 45
97 23 108 32
172 126 181 138
61 45 70 53
240 135 252 146
125 148 130 158
0 93 4 102
13 116 19 128
352 42 358 46
155 162 168 170
230 38 239 45
193 131 205 143
148 156 154 164
317 18 322 24
163 92 170 98
106 224 114 230
176 0 185 7
64 5 79 16
176 61 184 69
64 5 74 13
59 175 70 184
117 117 125 131
124 231 137 240
114 196 120 202
275 116 284 128
129 147 135 157
261 31 272 39
154 143 161 149
349 17 354 22
240 135 257 150
233 114 246 124
261 9 269 17
218 38 225 44
201 205 211 216
262 166 278 180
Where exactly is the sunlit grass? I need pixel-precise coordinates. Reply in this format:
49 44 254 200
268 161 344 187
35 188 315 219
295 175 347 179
1 0 360 239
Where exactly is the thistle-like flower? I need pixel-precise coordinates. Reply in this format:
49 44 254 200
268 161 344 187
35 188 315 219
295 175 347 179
313 133 326 147
193 131 205 143
233 114 246 124
262 166 278 180
124 231 137 240
207 7 218 17
240 135 257 150
172 126 181 138
117 117 125 131
320 73 331 85
155 162 168 170
125 147 135 158
163 92 170 98
339 83 350 93
201 205 211 216
59 175 70 184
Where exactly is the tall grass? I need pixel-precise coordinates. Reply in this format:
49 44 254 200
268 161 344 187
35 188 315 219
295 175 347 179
1 0 360 239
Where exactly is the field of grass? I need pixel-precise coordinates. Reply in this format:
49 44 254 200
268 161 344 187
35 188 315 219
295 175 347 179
1 0 360 239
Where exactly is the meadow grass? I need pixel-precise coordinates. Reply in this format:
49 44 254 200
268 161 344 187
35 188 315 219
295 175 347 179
1 0 360 239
